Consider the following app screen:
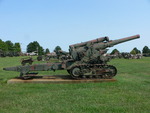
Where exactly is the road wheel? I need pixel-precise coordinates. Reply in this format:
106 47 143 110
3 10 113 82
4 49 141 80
70 67 81 79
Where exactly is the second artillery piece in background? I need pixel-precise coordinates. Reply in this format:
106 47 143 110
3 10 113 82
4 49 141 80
3 34 140 79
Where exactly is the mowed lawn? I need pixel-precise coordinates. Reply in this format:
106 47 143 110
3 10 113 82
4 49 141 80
0 56 150 113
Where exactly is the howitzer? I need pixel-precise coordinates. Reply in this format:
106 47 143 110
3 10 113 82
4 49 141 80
3 34 140 79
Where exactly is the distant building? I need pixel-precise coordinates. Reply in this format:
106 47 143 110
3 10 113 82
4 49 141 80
46 52 57 58
26 51 38 56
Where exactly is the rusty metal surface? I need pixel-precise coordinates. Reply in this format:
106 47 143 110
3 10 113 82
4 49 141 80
7 75 116 84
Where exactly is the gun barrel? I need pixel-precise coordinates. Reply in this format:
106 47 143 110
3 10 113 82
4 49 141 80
70 36 109 48
93 34 140 50
109 34 140 46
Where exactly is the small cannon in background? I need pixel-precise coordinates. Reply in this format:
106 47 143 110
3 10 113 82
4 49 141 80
21 57 34 66
3 34 140 79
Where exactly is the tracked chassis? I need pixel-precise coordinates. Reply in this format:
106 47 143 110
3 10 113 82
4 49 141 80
68 64 117 79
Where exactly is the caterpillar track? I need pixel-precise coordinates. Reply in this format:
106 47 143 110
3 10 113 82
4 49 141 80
68 64 117 79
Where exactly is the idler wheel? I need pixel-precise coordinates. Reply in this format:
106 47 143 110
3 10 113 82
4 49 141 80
103 65 117 78
107 65 117 77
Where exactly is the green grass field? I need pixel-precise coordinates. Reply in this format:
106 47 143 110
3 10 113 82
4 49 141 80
0 57 150 113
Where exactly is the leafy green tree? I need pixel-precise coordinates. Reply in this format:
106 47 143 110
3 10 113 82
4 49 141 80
27 41 40 53
130 50 136 55
132 47 141 54
0 39 8 51
5 40 14 51
14 43 21 52
27 41 44 55
38 46 44 55
110 49 120 55
54 46 61 54
45 48 50 54
142 46 150 54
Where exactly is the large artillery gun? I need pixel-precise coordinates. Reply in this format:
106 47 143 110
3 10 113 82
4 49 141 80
3 34 140 79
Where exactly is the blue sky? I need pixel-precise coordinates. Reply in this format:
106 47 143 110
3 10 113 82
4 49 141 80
0 0 150 52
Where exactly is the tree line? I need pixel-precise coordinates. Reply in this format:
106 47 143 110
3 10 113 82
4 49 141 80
1 39 150 56
111 46 150 56
26 41 61 55
0 39 62 56
0 39 21 56
25 41 150 56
